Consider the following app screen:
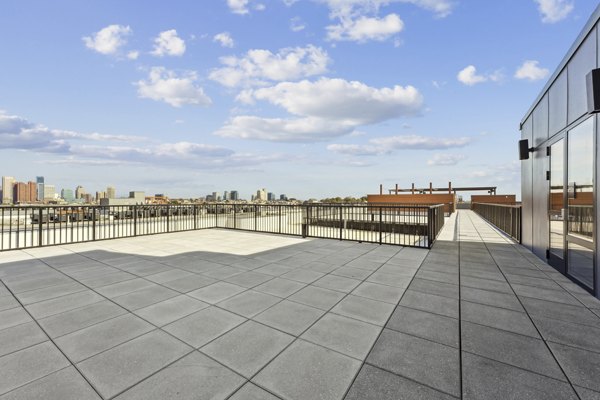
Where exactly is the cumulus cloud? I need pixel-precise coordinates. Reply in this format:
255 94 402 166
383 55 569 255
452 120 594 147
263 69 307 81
326 13 404 42
213 32 235 48
534 0 574 23
457 65 502 86
320 0 454 19
135 67 212 107
515 60 550 81
151 30 186 57
290 17 306 32
328 135 472 156
209 45 330 87
127 50 140 60
83 25 131 55
217 78 424 142
226 0 265 14
427 153 467 166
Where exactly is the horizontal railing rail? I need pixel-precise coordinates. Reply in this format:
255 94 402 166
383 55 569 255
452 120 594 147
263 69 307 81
471 202 522 243
0 203 446 252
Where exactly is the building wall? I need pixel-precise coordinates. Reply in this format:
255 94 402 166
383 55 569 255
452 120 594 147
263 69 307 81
367 193 456 214
471 195 516 205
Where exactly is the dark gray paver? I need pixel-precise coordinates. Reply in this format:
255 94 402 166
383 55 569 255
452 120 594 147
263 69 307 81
461 287 523 312
400 290 459 319
229 383 280 400
533 315 600 353
367 329 460 397
202 320 294 378
462 352 577 400
115 351 244 400
548 342 600 392
253 300 324 336
409 278 459 299
0 308 32 331
288 285 345 311
332 294 395 326
25 291 103 319
0 367 100 400
313 274 361 293
0 322 48 358
112 285 178 310
77 330 192 399
161 274 217 293
0 342 70 396
225 271 273 288
521 297 600 327
351 281 405 304
218 290 281 318
461 301 539 338
187 282 246 304
254 339 361 400
346 364 456 400
253 278 306 298
387 306 459 348
13 282 86 305
134 295 207 326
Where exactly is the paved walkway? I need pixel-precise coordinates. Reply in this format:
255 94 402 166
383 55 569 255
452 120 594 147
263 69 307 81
0 211 599 399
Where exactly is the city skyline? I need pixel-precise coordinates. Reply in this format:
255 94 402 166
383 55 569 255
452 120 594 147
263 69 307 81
0 0 596 198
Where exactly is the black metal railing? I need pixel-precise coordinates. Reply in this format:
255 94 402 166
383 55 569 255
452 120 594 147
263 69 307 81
0 203 446 252
472 203 522 243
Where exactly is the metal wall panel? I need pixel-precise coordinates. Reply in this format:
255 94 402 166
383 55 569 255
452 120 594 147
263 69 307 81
532 145 549 259
533 94 549 147
549 70 568 137
521 116 534 250
568 29 598 124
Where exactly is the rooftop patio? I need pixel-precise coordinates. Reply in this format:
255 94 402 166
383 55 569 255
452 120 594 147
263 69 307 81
1 210 599 399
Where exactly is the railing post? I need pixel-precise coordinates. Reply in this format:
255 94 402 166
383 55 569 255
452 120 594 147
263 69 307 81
92 207 97 241
166 204 170 233
379 206 383 244
133 205 137 236
279 206 282 234
254 205 258 231
38 208 43 247
233 205 237 229
193 205 197 230
339 206 343 241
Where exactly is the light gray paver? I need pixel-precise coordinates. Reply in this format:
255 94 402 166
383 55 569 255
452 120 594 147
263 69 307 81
0 322 47 358
253 300 324 336
229 383 281 400
218 290 281 318
0 367 100 400
134 295 208 326
331 294 395 326
288 285 345 311
187 282 246 304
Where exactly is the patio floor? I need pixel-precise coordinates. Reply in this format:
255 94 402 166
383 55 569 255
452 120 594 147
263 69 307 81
0 210 600 399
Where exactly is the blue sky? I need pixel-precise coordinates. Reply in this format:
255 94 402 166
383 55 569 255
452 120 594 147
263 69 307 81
0 0 597 200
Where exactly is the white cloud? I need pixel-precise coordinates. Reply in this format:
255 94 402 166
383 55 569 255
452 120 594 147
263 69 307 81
127 50 139 60
151 30 186 57
227 0 265 14
209 45 330 87
82 25 131 55
515 60 550 81
319 0 454 19
213 32 235 48
427 153 467 166
534 0 574 23
326 13 404 42
457 65 502 86
135 67 212 107
290 17 306 32
328 135 472 156
242 78 423 124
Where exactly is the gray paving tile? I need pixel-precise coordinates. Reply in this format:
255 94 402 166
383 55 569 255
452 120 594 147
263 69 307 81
13 282 85 305
0 307 31 331
280 269 325 284
0 322 47 358
225 271 273 288
387 306 459 348
0 296 19 312
77 330 192 399
144 269 194 284
462 321 565 380
461 287 523 312
164 306 246 348
462 352 577 400
461 301 539 338
331 266 371 280
218 290 281 317
55 314 153 362
301 313 380 360
288 285 345 311
351 281 405 304
115 351 244 400
346 364 455 400
161 274 217 293
254 263 295 276
25 291 103 319
367 329 460 397
254 300 324 336
135 295 208 326
95 279 155 298
0 367 100 400
253 278 306 298
202 266 245 280
0 342 70 396
416 269 459 285
254 339 361 400
229 383 280 400
400 290 459 318
533 316 600 353
313 274 362 293
112 285 178 310
460 275 512 294
511 284 581 306
367 272 412 288
574 386 600 400
332 294 395 326
188 282 246 304
79 271 136 288
521 297 600 327
202 320 293 378
549 342 600 392
505 273 564 290
409 278 459 299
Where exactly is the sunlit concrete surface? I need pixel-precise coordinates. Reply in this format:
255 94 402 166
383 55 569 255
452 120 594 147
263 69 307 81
0 211 599 399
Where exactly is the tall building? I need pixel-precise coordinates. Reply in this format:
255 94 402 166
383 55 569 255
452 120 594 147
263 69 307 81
2 176 15 204
230 190 239 201
267 192 275 201
256 188 267 202
280 194 288 201
107 186 116 199
61 189 74 202
75 185 86 199
36 176 44 201
96 191 107 201
14 182 28 203
28 181 36 202
44 185 56 200
223 191 229 201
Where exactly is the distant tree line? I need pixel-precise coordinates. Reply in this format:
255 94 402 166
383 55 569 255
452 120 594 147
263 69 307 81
320 196 368 203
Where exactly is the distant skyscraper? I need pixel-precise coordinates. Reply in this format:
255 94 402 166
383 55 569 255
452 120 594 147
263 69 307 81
2 176 15 204
36 176 44 201
75 185 86 199
256 188 267 201
107 186 116 199
280 194 288 201
61 189 74 202
267 192 275 201
96 191 107 201
14 182 27 203
223 191 229 201
44 185 56 200
28 181 36 202
230 190 239 201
